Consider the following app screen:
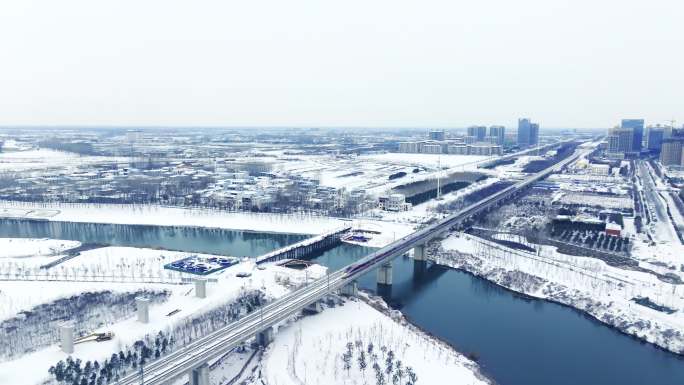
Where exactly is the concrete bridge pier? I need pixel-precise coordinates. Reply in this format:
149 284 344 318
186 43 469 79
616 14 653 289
413 259 427 279
256 327 274 347
341 280 358 297
59 322 74 354
377 261 393 285
413 244 426 261
136 297 150 323
304 300 324 314
195 279 207 299
189 363 210 385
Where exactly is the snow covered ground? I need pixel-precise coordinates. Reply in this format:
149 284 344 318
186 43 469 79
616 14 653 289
364 177 501 226
0 149 123 172
437 233 684 354
0 238 488 385
0 238 80 258
256 295 489 385
270 152 490 198
361 153 488 169
486 155 543 178
0 253 326 385
0 202 345 234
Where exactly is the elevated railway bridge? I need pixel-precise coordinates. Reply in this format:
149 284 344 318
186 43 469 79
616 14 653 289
117 146 589 385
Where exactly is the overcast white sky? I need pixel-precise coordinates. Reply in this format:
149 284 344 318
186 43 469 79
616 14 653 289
0 0 682 129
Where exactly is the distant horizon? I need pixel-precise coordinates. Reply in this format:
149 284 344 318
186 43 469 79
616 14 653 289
0 125 617 132
1 1 682 129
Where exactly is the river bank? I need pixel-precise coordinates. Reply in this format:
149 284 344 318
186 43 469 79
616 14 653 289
253 291 492 385
435 233 684 356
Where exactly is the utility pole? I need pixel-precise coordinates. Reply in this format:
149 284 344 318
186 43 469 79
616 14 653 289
436 156 442 200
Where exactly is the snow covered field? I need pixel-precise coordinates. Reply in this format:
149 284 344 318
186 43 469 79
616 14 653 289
270 152 490 197
0 149 123 172
0 239 488 385
366 177 502 225
0 253 326 385
361 153 488 169
437 233 684 354
0 202 345 234
258 295 489 385
0 238 80 258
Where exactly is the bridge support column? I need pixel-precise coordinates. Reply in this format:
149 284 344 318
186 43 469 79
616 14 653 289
377 261 393 285
59 322 74 354
195 279 207 299
413 244 426 261
341 280 358 297
136 297 150 324
413 259 427 279
304 300 323 314
189 363 209 385
256 327 274 347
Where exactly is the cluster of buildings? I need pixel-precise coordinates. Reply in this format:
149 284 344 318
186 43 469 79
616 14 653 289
398 118 541 156
200 163 363 213
1 151 370 214
398 129 503 156
606 119 684 168
4 160 214 204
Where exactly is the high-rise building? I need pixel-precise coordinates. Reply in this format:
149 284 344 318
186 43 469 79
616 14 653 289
621 119 644 152
660 138 684 166
646 126 664 152
517 118 539 147
429 130 446 141
467 126 487 141
489 125 506 145
607 127 634 158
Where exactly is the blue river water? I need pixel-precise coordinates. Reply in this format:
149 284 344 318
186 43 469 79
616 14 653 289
2 219 683 385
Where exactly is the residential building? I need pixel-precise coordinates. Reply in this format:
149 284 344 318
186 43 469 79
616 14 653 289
447 144 469 155
469 144 502 156
646 127 664 152
467 126 487 141
517 118 539 147
398 142 420 153
621 119 644 152
421 144 442 154
380 193 412 211
489 125 505 145
660 138 684 166
606 127 633 158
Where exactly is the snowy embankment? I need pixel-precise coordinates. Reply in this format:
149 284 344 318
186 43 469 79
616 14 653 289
0 201 345 234
0 250 322 385
0 238 81 258
257 294 490 385
0 241 488 385
436 234 684 355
